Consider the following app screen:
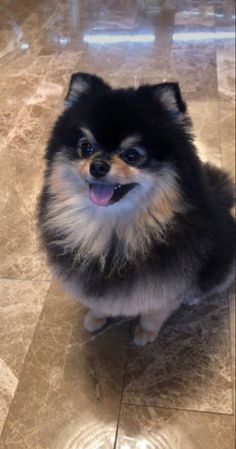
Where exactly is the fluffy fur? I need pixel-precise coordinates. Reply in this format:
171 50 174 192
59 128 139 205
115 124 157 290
38 73 235 346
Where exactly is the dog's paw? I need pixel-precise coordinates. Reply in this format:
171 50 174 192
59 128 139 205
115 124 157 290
133 323 158 347
84 310 107 333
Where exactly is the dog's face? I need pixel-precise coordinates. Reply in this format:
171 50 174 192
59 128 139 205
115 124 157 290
44 73 193 259
46 73 191 215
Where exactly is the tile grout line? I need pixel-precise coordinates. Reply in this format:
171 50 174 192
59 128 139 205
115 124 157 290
113 323 134 449
0 277 52 283
121 400 235 417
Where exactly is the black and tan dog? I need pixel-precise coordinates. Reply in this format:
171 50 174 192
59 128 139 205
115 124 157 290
38 73 235 346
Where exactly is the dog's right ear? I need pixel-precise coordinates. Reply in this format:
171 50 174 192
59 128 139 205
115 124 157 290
64 72 110 108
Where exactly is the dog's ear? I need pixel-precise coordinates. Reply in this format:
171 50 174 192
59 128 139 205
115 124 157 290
64 72 110 108
137 82 187 116
154 82 187 114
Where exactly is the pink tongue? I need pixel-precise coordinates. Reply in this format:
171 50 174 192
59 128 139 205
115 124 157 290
89 183 115 206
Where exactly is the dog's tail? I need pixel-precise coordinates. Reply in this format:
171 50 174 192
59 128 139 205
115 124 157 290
204 163 235 210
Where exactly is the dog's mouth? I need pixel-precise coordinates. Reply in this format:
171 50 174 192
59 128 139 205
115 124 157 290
89 182 137 206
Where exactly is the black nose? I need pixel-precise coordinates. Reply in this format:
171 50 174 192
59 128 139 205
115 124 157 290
90 160 110 178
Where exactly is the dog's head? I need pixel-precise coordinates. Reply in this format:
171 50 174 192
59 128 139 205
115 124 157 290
44 74 196 259
46 73 193 213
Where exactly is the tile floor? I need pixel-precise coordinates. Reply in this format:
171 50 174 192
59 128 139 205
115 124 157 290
0 0 235 448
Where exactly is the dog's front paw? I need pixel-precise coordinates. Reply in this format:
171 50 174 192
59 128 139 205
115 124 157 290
84 310 107 333
133 323 158 347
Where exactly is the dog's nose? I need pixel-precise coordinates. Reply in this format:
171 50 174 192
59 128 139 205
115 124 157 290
90 160 110 178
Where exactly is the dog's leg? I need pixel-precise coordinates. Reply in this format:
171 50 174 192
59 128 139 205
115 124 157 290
134 302 178 346
84 309 108 333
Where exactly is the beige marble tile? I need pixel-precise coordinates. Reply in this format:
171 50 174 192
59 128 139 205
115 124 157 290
0 0 44 29
218 100 235 180
0 279 49 434
116 44 170 80
0 67 73 280
78 0 138 25
0 138 51 281
32 0 137 56
199 153 222 167
1 54 81 103
0 75 46 144
1 282 130 449
216 39 235 104
74 48 128 83
188 98 221 154
216 1 235 21
174 5 215 27
0 13 42 71
0 3 82 74
216 33 235 180
116 404 235 449
124 293 233 413
169 42 221 153
170 42 217 97
0 29 20 67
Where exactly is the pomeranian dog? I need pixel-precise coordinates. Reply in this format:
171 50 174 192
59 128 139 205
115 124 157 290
38 73 235 346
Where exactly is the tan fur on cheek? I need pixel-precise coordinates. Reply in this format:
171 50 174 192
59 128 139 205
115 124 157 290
79 159 90 177
110 155 138 182
47 160 85 197
150 184 181 225
115 170 185 253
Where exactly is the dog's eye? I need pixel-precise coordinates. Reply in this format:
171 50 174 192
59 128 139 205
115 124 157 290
78 139 95 158
120 147 146 166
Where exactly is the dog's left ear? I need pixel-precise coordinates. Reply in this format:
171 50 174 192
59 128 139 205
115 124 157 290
64 72 110 108
137 82 187 116
154 82 187 114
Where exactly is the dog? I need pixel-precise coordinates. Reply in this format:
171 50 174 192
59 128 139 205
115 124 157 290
38 73 235 346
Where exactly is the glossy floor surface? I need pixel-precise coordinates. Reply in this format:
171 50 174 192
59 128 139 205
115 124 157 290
0 1 235 448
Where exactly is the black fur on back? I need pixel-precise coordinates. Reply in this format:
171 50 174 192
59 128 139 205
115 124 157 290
204 163 235 210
